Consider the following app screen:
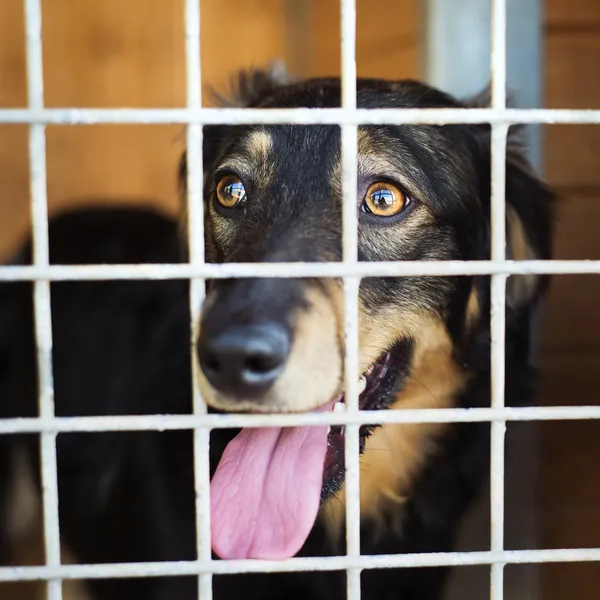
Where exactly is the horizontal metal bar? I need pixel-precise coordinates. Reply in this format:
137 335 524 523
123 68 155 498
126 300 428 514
0 547 599 582
0 107 599 126
2 405 600 435
0 259 599 283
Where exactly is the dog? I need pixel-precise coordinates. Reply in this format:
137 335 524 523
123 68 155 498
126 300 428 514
0 69 554 600
0 206 187 600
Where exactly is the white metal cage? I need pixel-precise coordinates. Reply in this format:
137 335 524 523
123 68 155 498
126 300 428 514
0 0 600 599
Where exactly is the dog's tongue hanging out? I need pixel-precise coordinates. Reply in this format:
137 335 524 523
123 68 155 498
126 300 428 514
210 412 332 559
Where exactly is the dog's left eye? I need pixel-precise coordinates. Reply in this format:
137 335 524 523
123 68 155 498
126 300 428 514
362 182 409 217
216 175 247 209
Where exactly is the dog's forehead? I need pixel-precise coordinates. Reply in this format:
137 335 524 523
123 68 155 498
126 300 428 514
217 125 340 186
220 124 439 175
210 79 481 217
215 78 469 170
217 123 476 217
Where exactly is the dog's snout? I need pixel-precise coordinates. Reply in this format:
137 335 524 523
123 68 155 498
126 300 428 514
197 323 290 398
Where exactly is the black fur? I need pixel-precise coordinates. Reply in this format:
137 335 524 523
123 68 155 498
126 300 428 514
0 70 554 600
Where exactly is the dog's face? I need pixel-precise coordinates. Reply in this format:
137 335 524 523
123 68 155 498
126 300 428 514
182 73 553 560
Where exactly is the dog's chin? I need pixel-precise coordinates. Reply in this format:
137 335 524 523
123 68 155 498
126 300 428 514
320 341 412 503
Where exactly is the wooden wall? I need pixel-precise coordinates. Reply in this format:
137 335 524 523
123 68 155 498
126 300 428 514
538 1 600 598
0 0 418 257
0 0 291 257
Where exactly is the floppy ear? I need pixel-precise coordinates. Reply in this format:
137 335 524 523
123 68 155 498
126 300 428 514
466 87 555 309
503 129 555 308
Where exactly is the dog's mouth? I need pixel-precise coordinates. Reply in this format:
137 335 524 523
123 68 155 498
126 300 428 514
322 350 394 499
210 344 408 563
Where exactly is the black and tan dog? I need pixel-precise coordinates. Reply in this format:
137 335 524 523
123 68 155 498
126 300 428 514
0 69 553 600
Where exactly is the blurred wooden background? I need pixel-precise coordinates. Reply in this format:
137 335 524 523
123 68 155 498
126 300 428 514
0 0 599 598
0 0 420 258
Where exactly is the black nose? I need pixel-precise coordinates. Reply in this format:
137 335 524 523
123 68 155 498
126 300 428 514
197 323 290 398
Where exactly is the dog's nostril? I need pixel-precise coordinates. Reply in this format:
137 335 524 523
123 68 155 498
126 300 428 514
197 323 290 399
245 353 281 375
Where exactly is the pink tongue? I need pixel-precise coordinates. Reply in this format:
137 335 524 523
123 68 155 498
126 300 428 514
210 421 329 559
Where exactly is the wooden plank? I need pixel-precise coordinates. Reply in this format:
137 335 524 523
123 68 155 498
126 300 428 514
313 0 420 78
0 3 29 259
0 125 29 259
539 351 600 406
0 0 26 108
544 32 600 188
545 125 600 189
546 0 600 25
538 419 600 600
552 190 600 260
355 0 420 79
546 33 600 110
540 562 600 600
40 0 185 108
0 0 288 260
536 8 600 597
539 273 600 355
535 190 600 353
201 0 286 103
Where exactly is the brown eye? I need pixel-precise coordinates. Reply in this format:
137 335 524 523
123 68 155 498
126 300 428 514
216 175 247 209
363 182 409 217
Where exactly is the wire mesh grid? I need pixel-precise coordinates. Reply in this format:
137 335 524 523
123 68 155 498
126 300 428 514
0 0 600 599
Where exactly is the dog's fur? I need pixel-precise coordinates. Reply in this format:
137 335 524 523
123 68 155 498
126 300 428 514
0 70 553 600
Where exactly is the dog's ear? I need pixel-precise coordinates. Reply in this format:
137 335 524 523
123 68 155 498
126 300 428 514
465 85 517 111
503 129 555 308
465 87 555 308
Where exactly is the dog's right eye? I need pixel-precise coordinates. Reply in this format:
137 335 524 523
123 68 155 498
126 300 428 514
216 175 247 209
362 182 409 217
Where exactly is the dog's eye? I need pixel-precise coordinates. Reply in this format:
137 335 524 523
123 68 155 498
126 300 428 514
362 182 409 217
216 175 247 209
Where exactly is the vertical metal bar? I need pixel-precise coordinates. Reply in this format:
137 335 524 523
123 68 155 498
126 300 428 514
340 0 361 598
184 1 211 598
24 1 62 599
490 268 508 600
490 1 508 598
423 0 543 171
423 3 543 598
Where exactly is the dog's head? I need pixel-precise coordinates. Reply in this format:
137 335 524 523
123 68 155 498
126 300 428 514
179 69 554 560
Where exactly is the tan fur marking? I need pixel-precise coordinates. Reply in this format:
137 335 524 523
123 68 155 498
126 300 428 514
506 205 538 305
1 448 90 600
1 533 91 600
216 130 274 187
320 319 467 539
208 202 238 253
244 129 273 165
357 130 410 182
465 286 480 331
330 130 424 200
5 447 39 545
